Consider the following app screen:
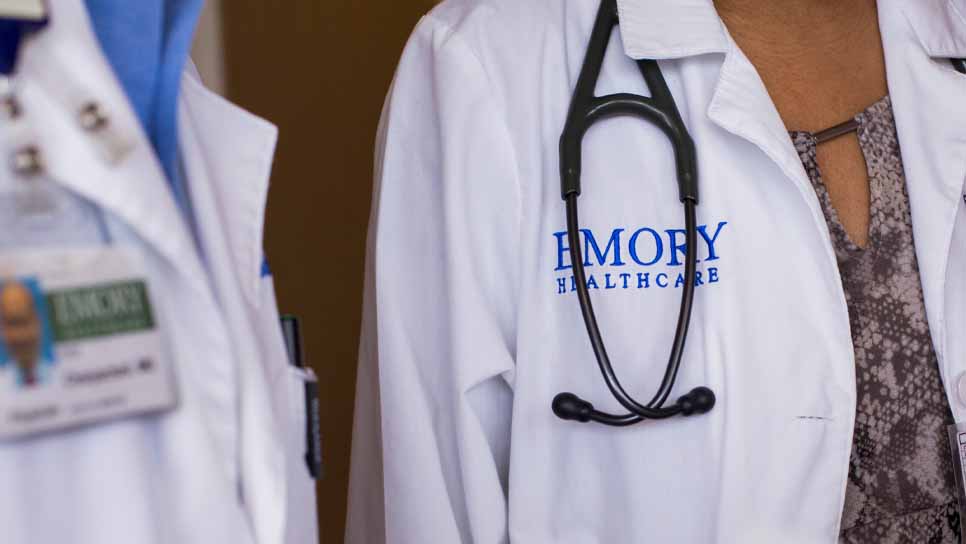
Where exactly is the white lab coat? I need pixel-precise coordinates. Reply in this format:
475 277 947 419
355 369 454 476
347 0 966 542
0 0 317 543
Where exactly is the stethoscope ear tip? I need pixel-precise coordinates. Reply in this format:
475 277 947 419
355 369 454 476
552 392 593 422
678 386 716 416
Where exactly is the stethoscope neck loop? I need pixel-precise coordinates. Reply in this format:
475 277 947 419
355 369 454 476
558 0 699 204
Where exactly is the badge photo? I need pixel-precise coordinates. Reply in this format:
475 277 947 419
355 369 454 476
0 276 56 390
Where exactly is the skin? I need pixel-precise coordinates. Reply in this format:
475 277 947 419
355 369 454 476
714 0 886 248
0 281 42 385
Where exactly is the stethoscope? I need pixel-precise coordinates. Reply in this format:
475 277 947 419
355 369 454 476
552 0 966 427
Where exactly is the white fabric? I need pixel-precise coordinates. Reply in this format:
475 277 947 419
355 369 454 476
0 0 316 542
279 365 321 543
347 0 966 542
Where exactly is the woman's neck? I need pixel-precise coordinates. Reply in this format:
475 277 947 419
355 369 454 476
713 0 886 131
714 0 876 52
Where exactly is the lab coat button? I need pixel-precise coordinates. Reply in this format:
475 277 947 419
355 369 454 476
78 102 109 131
958 373 966 406
0 96 21 119
0 77 18 119
11 145 43 177
77 102 134 165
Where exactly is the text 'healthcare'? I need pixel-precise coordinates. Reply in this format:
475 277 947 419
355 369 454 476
552 221 728 295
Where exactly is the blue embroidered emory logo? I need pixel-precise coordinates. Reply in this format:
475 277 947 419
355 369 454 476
553 221 728 295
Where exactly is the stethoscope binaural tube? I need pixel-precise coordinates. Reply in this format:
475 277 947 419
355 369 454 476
552 0 715 427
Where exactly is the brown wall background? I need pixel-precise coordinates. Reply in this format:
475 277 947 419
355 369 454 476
222 2 438 542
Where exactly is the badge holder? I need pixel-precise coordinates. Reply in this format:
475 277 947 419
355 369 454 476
948 423 966 542
0 247 179 440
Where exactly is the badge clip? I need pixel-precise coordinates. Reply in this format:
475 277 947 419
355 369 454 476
0 0 47 22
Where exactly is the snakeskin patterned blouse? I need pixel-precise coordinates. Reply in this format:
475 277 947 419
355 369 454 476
790 96 961 543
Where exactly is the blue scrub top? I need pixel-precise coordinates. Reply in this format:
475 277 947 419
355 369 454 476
0 0 205 215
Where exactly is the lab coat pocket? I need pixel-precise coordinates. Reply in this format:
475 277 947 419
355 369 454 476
281 365 321 544
258 275 321 543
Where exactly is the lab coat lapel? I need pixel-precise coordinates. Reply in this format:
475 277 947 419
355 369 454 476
16 0 207 286
178 66 278 305
879 0 966 366
704 45 814 194
178 67 286 544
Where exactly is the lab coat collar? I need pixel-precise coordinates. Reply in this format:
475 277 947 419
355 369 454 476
615 0 728 59
17 0 207 285
613 0 966 203
900 0 966 59
179 64 278 305
611 2 806 189
615 0 810 200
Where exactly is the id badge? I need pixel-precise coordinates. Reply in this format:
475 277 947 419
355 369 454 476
0 247 177 440
948 422 966 542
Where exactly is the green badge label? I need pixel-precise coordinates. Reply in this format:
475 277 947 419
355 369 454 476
46 281 155 342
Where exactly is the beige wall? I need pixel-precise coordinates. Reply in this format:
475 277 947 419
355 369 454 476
221 2 439 542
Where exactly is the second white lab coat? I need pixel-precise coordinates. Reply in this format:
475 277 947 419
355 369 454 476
0 0 317 542
347 0 966 542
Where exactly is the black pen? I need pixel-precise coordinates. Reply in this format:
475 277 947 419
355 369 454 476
280 315 322 479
